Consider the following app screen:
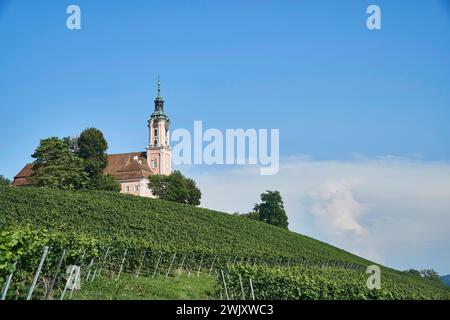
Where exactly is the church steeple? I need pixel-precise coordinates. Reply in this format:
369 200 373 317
153 76 167 117
147 76 172 176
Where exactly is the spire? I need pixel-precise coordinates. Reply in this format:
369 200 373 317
152 75 168 119
157 74 161 98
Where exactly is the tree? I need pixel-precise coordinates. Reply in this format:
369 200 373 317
420 269 441 283
253 190 288 229
63 136 79 153
76 128 108 179
0 175 11 186
241 211 260 221
185 177 201 206
148 170 201 206
31 137 89 190
403 269 421 277
89 174 121 192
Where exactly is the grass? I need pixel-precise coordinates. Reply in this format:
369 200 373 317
70 274 217 300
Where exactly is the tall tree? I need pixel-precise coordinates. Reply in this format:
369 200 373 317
31 137 89 190
77 128 108 179
0 175 11 186
89 173 121 192
253 190 288 229
148 170 201 206
185 177 201 206
75 128 119 191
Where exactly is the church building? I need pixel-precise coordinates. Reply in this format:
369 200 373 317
12 79 172 198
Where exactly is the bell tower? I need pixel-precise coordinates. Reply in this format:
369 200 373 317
147 77 172 175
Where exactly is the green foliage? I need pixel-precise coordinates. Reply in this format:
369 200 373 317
253 190 288 229
148 170 201 206
76 128 108 179
0 186 448 300
420 269 442 283
0 226 101 297
222 264 450 300
31 137 89 190
404 269 422 277
241 211 260 221
0 175 11 186
89 174 121 192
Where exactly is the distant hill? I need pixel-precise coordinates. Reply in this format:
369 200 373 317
442 275 450 286
1 186 449 299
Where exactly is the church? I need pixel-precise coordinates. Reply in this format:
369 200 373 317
12 79 172 198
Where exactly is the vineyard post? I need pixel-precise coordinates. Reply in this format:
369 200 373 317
196 256 203 277
60 265 77 300
249 277 255 300
85 258 94 281
79 250 86 268
220 270 229 300
135 250 147 278
253 257 257 267
44 249 66 300
208 256 217 276
177 254 187 278
116 248 128 281
97 247 110 278
232 256 237 266
188 253 195 277
69 266 81 299
239 273 245 300
152 252 163 277
1 261 16 300
26 246 49 300
165 252 177 279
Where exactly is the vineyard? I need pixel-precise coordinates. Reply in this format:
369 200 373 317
1 186 449 300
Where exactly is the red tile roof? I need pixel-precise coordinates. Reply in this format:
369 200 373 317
12 152 153 187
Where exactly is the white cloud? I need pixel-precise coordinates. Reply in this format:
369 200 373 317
309 179 366 236
184 156 450 274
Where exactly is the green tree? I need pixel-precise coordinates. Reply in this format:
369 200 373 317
75 128 118 191
241 211 260 221
148 170 201 206
420 269 441 282
185 177 201 206
77 128 108 179
404 269 421 277
31 137 89 190
0 175 11 186
253 190 288 229
89 174 121 192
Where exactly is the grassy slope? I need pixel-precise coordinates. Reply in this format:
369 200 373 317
71 274 216 300
1 186 448 297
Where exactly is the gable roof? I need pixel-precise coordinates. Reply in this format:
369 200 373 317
12 152 153 187
103 152 153 181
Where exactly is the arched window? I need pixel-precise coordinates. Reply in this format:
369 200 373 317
154 128 158 146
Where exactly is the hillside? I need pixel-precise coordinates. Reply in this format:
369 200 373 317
1 186 449 299
442 275 450 286
0 186 371 266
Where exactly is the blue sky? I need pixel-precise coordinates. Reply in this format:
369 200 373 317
1 1 450 273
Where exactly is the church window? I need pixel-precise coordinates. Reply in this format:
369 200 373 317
134 185 139 192
154 128 158 145
125 186 130 192
152 159 158 168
